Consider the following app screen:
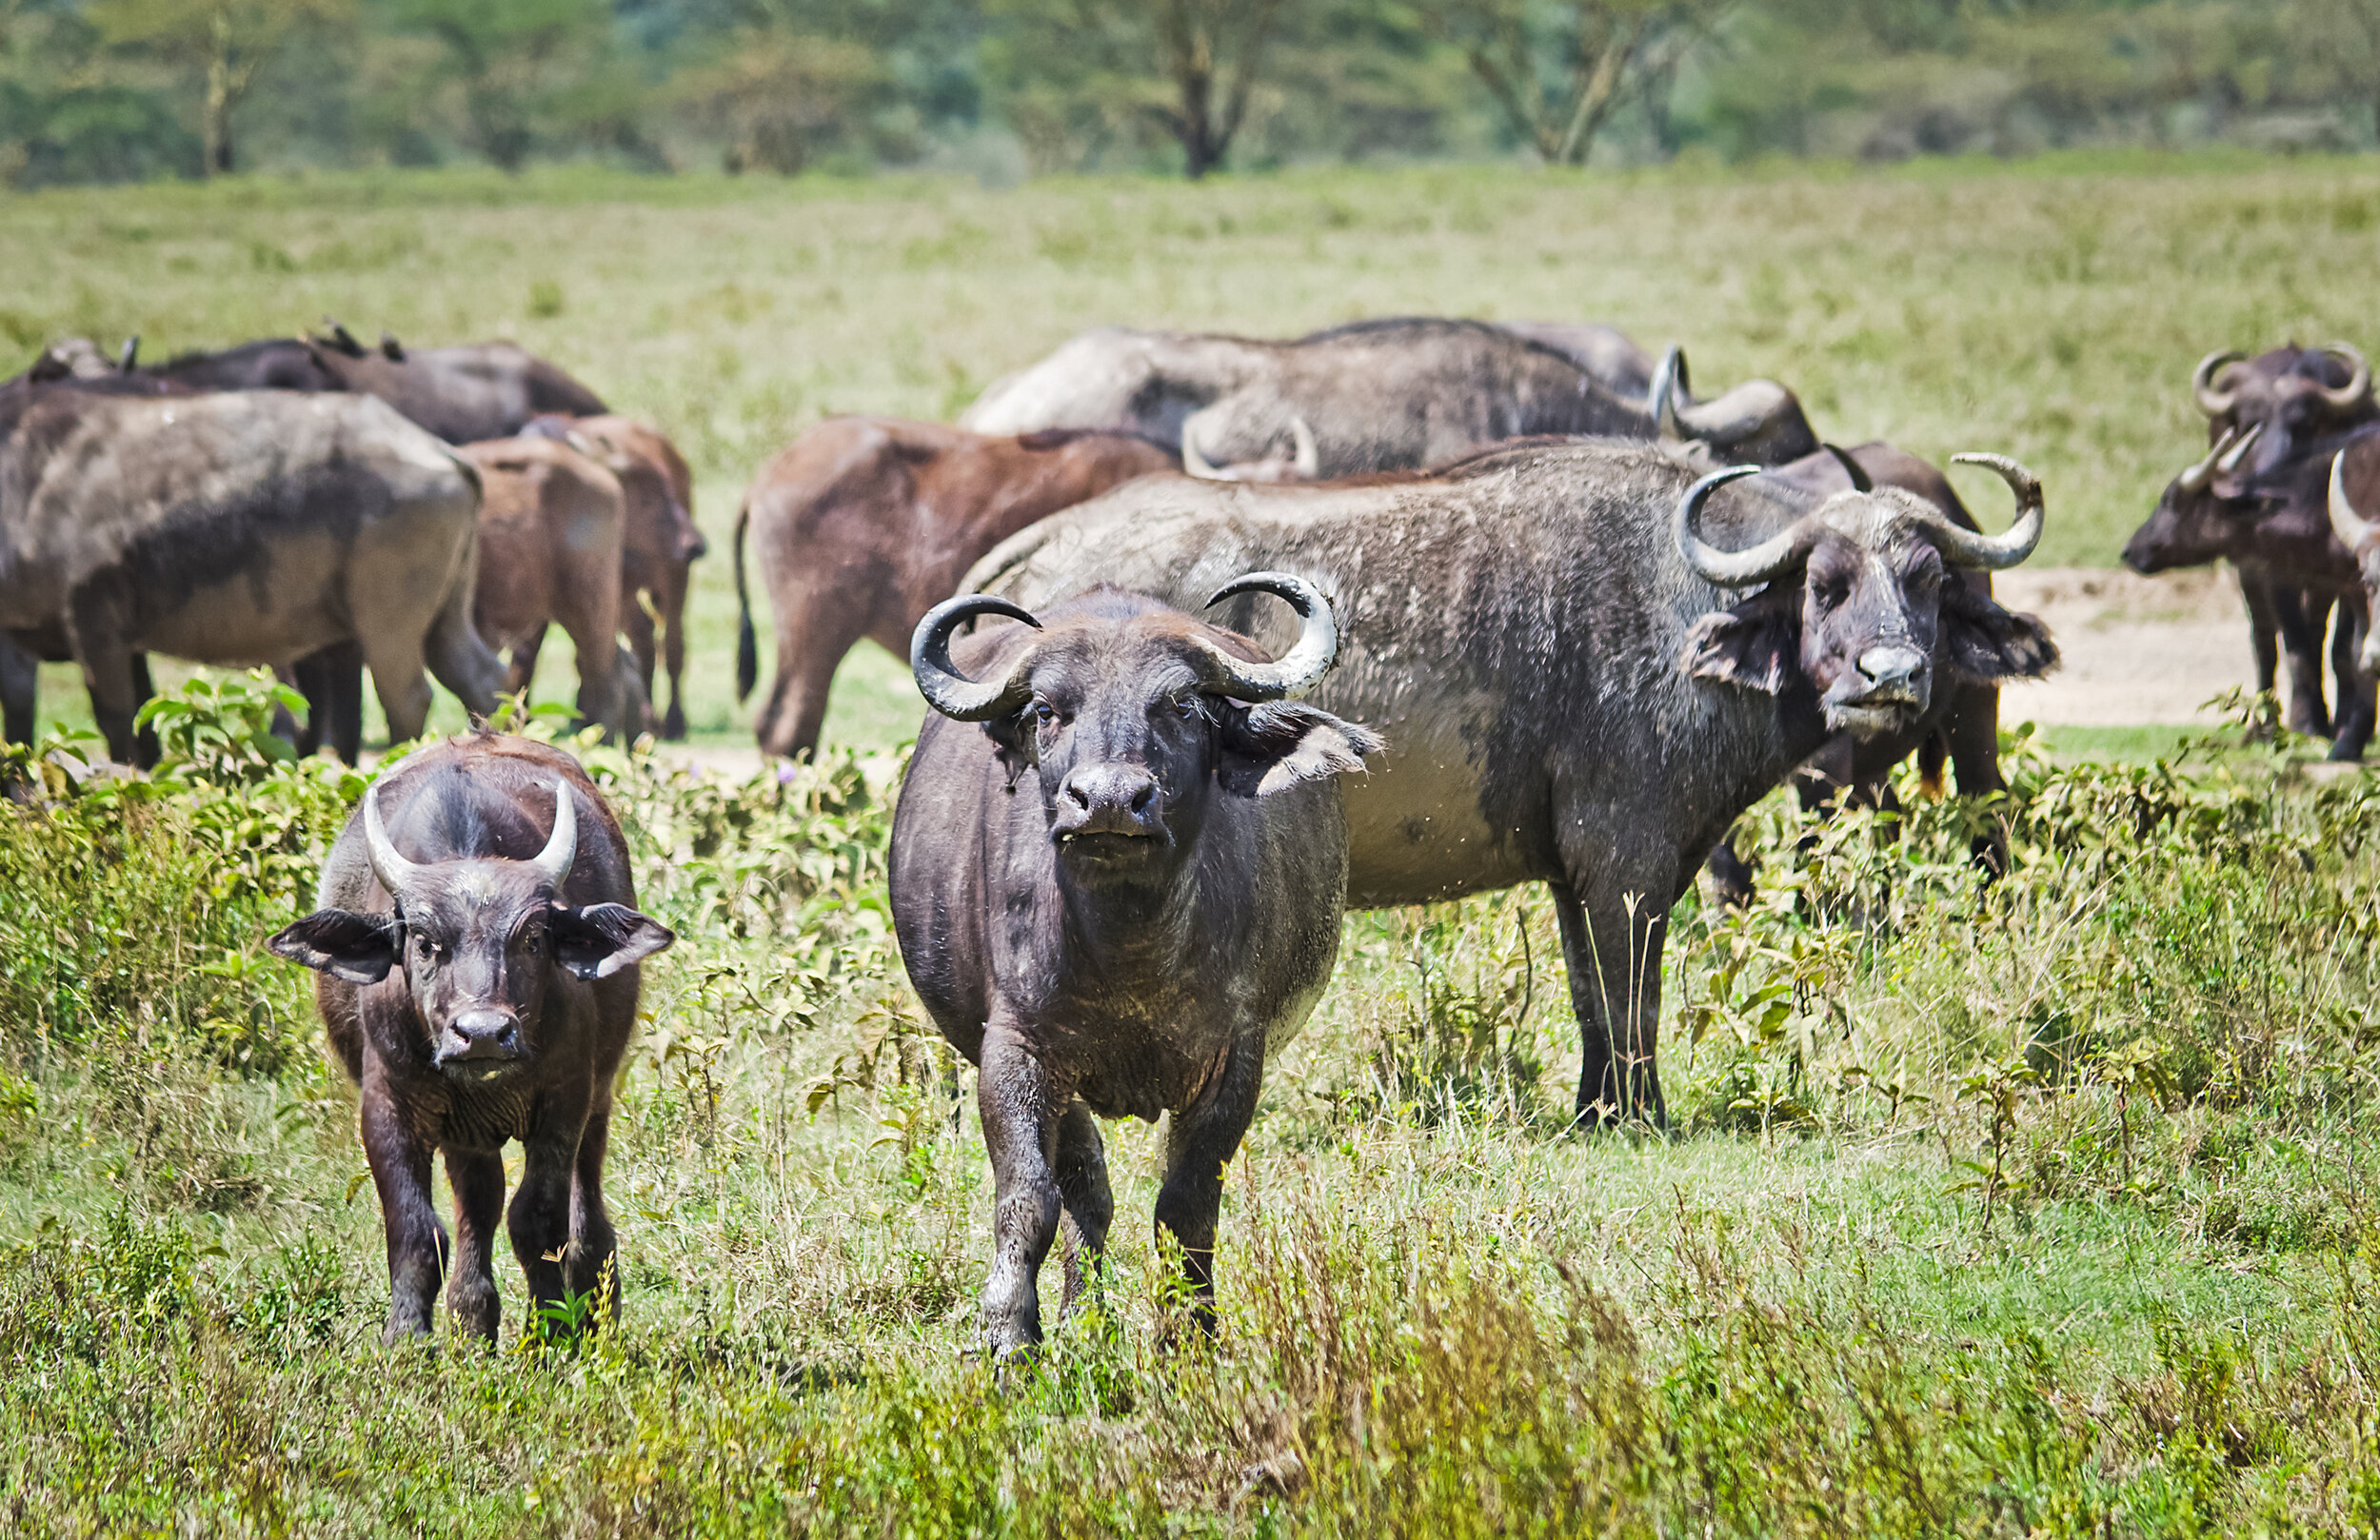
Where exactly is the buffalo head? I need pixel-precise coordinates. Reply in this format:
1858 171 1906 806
2329 449 2380 675
1680 454 2056 737
1182 415 1320 483
269 780 673 1077
909 574 1378 882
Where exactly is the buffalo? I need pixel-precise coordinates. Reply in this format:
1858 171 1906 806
0 382 506 764
959 320 1818 478
268 735 673 1343
2123 345 2377 752
963 440 2055 1125
890 575 1380 1353
733 418 1179 760
2324 444 2380 678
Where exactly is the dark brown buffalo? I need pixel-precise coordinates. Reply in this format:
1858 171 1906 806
2123 345 2377 752
960 321 1818 478
890 576 1379 1354
462 437 641 740
268 735 672 1343
0 383 505 764
964 441 2057 1126
734 418 1179 761
523 415 706 740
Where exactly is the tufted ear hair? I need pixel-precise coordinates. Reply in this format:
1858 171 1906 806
269 909 401 984
1684 585 1799 694
1941 583 2059 683
1217 701 1384 797
550 902 674 981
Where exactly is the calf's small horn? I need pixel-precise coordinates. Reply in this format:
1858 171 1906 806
1180 424 1224 480
362 780 428 899
2213 420 2264 476
2330 452 2375 552
117 335 139 372
2321 344 2371 410
531 780 578 887
1937 453 2047 569
1823 444 1874 493
1650 346 1691 440
1676 464 1808 587
1289 416 1320 479
1192 572 1339 701
911 594 1043 721
2177 424 2239 494
2192 349 2246 418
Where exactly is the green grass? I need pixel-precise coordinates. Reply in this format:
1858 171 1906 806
11 153 2380 749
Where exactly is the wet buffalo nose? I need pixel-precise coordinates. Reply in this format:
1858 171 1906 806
1856 645 1928 694
1058 764 1159 837
444 1008 521 1061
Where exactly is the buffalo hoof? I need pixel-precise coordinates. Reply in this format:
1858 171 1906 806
662 702 687 741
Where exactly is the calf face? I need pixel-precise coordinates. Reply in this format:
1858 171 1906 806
1680 455 2057 738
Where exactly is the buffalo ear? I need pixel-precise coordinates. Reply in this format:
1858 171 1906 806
1218 701 1384 797
269 909 400 984
982 713 1035 791
1685 587 1797 694
1942 585 2059 683
552 902 674 981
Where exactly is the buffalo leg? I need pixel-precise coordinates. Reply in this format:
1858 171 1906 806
1 634 37 745
361 634 435 748
362 1088 447 1343
1053 1098 1113 1312
423 582 507 722
976 1023 1061 1355
506 624 549 701
1152 1047 1261 1337
2330 595 2374 761
1702 839 1756 908
553 571 625 740
1551 874 1672 1129
757 587 865 761
1944 682 2009 877
507 1123 584 1340
567 1097 621 1328
659 570 690 741
444 1147 506 1344
2237 568 2282 709
2274 585 2333 738
65 595 146 767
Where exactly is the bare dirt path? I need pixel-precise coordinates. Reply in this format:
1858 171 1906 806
1990 566 2262 728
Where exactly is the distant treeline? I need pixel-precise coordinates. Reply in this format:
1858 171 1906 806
3 0 2374 188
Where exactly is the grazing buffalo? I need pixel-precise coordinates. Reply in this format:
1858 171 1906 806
890 576 1380 1353
0 384 506 763
523 415 706 740
733 418 1180 761
964 441 2055 1125
268 736 672 1343
959 320 1817 477
2124 345 2377 748
461 437 642 740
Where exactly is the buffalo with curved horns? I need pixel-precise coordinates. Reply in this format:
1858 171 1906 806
963 441 2056 1126
889 574 1380 1354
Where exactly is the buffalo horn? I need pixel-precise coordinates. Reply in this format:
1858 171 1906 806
1180 424 1224 480
117 335 139 372
1823 444 1874 493
1649 346 1692 440
910 595 1043 721
2330 451 2375 553
2213 420 2263 476
1191 572 1339 701
530 780 578 888
381 331 407 362
1676 465 1805 586
1936 454 2047 569
2176 424 2239 494
2321 344 2371 410
2192 349 2246 418
1289 416 1320 479
361 780 429 900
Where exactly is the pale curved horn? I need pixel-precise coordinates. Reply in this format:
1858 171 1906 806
1188 572 1339 701
910 594 1043 721
362 780 428 900
1288 416 1319 479
1180 423 1224 480
2192 349 2246 418
2330 451 2375 553
530 779 577 887
1649 346 1691 440
2213 420 2263 476
1935 453 2047 570
1676 465 1811 587
2320 344 2371 410
2176 424 2240 494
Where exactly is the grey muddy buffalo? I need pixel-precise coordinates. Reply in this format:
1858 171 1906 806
0 383 506 764
890 576 1380 1354
268 735 673 1343
964 441 2056 1126
960 319 1818 478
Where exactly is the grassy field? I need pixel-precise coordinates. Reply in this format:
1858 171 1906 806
9 151 2380 749
10 157 2380 1534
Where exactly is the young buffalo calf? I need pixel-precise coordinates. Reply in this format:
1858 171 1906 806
889 575 1381 1355
270 735 672 1344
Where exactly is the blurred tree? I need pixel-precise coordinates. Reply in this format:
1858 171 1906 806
392 0 614 169
672 28 884 170
85 0 352 172
1418 0 1722 164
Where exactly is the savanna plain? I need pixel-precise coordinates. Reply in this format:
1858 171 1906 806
9 155 2380 1534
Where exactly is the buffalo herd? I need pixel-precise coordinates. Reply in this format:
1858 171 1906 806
25 304 2380 1353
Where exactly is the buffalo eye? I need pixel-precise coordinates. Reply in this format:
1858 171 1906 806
412 934 444 962
1812 578 1847 611
1032 699 1058 728
1173 696 1202 721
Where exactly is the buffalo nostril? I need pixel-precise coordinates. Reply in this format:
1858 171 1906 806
1067 781 1093 809
1128 782 1154 812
